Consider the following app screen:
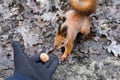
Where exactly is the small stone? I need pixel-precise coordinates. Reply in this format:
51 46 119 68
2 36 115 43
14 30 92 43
94 63 100 70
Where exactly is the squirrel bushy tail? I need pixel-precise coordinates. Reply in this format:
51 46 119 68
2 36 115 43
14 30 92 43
70 0 97 16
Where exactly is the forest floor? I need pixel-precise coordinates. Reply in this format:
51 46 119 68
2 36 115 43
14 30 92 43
0 0 120 80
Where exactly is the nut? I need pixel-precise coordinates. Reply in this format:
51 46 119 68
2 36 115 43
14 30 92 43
40 53 49 62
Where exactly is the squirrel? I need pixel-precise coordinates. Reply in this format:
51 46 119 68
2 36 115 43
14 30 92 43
54 0 97 61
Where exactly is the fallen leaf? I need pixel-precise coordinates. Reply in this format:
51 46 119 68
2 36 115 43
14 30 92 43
41 12 55 21
112 26 120 42
107 41 120 57
17 26 42 47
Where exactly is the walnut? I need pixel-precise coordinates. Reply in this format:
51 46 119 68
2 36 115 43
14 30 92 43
40 53 49 62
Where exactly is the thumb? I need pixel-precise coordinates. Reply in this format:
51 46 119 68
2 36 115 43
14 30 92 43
12 41 29 72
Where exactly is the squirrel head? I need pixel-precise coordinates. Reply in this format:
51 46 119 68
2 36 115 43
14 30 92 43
54 25 68 49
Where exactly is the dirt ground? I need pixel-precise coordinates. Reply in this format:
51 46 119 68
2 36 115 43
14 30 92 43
0 0 120 80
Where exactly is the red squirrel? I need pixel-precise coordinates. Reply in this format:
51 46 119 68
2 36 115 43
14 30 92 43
54 0 97 61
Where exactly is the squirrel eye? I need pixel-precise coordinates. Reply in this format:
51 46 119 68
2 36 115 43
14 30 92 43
61 42 64 45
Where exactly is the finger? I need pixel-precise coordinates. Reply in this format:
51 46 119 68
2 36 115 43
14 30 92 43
12 41 24 54
47 55 59 75
31 51 45 63
37 54 52 66
44 54 54 68
31 53 41 63
12 41 29 72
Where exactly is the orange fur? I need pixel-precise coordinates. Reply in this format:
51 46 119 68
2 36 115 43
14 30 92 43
54 0 97 61
70 0 97 16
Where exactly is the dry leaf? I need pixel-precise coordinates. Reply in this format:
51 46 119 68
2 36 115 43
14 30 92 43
107 41 120 57
17 26 42 47
41 12 55 21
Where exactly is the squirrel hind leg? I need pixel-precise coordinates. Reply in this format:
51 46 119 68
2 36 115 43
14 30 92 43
80 17 90 37
81 26 90 38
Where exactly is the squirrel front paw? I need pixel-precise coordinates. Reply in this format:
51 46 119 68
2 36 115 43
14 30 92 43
61 54 67 61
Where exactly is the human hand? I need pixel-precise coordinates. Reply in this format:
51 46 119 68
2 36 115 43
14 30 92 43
6 41 59 80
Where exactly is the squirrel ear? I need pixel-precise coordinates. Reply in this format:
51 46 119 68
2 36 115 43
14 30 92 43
57 24 61 34
61 25 67 38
